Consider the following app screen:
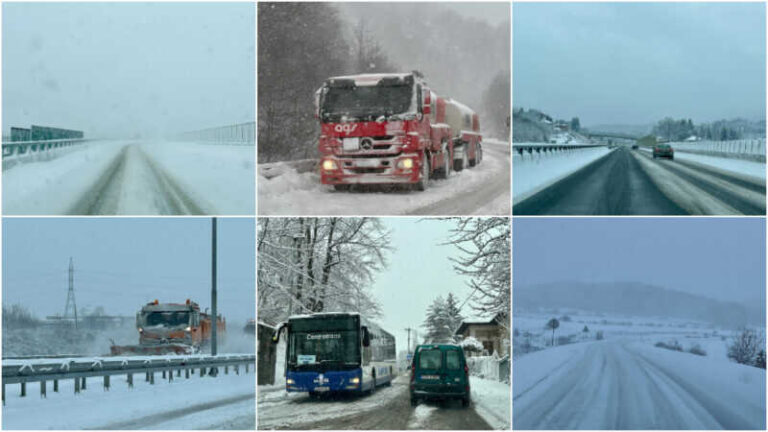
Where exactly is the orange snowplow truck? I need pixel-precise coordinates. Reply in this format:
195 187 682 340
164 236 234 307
110 299 225 356
316 72 482 191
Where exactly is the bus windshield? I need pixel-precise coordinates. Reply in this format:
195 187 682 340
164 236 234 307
288 330 360 370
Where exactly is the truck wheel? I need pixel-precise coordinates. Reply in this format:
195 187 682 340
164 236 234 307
439 143 451 180
414 153 430 191
454 145 468 171
333 184 349 192
469 143 477 167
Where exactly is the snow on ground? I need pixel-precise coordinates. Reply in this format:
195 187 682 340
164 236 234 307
3 140 126 214
2 370 255 430
639 146 765 180
513 147 613 203
471 377 510 430
141 141 254 214
406 404 439 429
2 140 254 215
258 140 509 215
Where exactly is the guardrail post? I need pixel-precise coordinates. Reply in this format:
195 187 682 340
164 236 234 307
127 373 133 388
53 380 58 392
168 369 173 382
235 364 240 375
40 381 46 398
162 370 166 379
74 377 80 394
20 382 26 397
104 375 110 391
185 368 190 379
225 365 229 375
177 369 181 377
81 377 87 390
145 372 150 382
2 383 5 405
149 372 155 385
245 363 250 373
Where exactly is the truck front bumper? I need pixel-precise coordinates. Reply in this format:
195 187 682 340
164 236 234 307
320 153 422 185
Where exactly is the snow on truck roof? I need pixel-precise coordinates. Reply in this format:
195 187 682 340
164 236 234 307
446 98 475 116
327 73 414 86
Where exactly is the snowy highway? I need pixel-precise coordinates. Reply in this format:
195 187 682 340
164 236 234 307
513 146 765 215
3 140 255 215
514 340 766 430
258 139 510 216
258 375 506 430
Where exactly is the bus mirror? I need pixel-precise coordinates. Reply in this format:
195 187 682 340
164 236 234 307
272 322 287 344
362 326 371 347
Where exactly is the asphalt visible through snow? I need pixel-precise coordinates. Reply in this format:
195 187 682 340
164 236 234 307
513 146 765 215
257 376 493 430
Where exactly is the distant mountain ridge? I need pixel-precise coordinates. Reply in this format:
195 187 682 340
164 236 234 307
515 282 764 327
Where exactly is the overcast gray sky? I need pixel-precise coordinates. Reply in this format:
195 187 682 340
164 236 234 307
2 218 255 326
2 2 254 139
514 218 765 308
513 2 766 126
372 219 484 354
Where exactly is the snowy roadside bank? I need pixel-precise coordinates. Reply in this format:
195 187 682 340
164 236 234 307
471 377 510 430
639 146 765 180
513 147 613 203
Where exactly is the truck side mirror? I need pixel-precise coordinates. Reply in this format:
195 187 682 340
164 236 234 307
362 326 371 347
422 105 431 115
422 88 431 115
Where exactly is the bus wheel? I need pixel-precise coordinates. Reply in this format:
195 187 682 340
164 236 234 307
370 376 376 394
308 391 318 399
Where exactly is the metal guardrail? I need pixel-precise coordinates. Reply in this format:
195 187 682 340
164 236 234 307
2 138 88 159
513 143 606 157
177 122 255 145
2 353 255 404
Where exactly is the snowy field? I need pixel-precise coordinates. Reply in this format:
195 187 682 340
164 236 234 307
3 140 254 215
257 139 510 216
513 310 765 429
512 147 613 203
3 369 255 430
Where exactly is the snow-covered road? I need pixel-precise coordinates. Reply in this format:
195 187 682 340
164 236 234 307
3 140 254 215
258 375 504 429
513 340 765 430
257 140 510 216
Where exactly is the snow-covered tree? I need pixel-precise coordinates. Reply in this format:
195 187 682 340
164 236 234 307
445 218 510 329
422 293 464 343
257 218 391 325
459 336 484 354
727 328 764 367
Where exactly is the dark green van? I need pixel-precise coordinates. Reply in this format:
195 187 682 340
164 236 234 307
409 344 470 407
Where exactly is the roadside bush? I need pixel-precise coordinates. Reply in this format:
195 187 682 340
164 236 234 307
688 344 707 356
655 340 683 352
727 328 763 367
595 331 604 340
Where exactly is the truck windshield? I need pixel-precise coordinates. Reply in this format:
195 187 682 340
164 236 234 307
145 311 190 327
288 330 360 370
321 84 413 122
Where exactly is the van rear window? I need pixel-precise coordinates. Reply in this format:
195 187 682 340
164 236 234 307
419 349 442 369
446 350 461 370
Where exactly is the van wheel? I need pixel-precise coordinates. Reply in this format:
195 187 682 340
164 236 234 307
462 396 470 407
413 152 430 191
411 396 418 407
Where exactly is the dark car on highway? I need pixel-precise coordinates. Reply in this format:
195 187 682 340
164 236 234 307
653 143 674 160
410 344 470 407
631 144 639 150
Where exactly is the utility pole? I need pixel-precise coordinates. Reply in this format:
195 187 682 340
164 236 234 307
211 218 218 357
405 327 414 353
64 257 78 329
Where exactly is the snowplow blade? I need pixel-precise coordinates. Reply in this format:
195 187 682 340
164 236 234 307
109 343 195 356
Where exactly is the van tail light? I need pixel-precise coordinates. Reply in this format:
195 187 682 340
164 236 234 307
411 363 416 382
464 364 469 375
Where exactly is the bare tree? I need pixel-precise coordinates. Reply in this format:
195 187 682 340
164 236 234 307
727 328 764 366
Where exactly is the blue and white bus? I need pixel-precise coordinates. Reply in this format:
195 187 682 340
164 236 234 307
273 312 396 396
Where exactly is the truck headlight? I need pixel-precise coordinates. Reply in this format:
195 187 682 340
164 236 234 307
397 158 413 169
322 159 338 171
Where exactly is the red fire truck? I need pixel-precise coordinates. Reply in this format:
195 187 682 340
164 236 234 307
315 72 482 191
